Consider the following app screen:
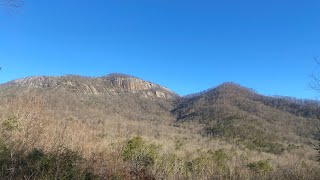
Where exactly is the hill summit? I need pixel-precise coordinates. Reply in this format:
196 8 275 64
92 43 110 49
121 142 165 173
3 73 177 99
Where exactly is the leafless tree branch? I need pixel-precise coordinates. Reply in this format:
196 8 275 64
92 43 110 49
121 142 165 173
310 56 320 162
0 0 23 8
311 57 320 93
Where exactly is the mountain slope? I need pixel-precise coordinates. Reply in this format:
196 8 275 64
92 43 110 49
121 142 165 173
1 74 320 179
0 73 178 124
1 73 177 99
172 82 320 153
1 75 319 148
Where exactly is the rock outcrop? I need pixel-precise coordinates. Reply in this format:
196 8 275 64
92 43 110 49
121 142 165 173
4 73 178 99
110 77 156 91
102 73 176 98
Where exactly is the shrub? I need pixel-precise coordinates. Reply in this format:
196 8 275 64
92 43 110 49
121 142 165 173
122 136 159 178
247 160 273 173
185 149 229 177
25 149 56 176
175 139 185 150
245 139 285 154
209 149 229 168
2 116 20 131
51 148 84 179
287 144 301 152
0 139 10 170
0 146 86 179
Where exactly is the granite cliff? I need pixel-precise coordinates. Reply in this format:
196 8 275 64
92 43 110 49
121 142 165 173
3 73 177 99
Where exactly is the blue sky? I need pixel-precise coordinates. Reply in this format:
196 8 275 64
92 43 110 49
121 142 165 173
0 0 320 99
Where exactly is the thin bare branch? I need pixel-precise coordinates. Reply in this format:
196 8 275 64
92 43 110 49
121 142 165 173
315 56 320 65
0 0 23 8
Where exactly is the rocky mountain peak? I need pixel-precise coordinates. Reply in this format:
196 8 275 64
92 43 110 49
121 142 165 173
103 73 158 90
102 73 176 98
3 73 178 99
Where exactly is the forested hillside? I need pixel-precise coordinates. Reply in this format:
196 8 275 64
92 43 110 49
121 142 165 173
0 74 319 179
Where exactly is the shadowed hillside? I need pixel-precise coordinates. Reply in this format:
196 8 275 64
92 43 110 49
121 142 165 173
173 83 320 154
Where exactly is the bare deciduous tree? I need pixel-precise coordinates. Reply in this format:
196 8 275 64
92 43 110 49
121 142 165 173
0 0 23 8
311 57 320 162
311 57 320 92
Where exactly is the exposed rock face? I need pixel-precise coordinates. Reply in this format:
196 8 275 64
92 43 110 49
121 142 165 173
4 73 178 99
13 76 59 88
102 74 176 98
155 91 166 98
110 77 156 91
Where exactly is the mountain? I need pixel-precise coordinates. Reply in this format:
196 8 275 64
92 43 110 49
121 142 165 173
1 73 320 179
173 82 320 153
1 75 319 146
0 73 178 123
173 82 320 122
1 73 177 99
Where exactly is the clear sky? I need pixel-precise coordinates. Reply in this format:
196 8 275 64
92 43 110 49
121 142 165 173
1 0 320 99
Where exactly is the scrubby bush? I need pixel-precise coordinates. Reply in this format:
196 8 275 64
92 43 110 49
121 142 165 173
122 136 159 178
247 159 273 173
185 149 230 178
175 139 185 150
286 144 301 152
2 115 20 131
245 139 285 154
0 144 89 179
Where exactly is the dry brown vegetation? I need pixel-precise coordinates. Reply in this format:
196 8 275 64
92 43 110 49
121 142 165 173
0 76 320 179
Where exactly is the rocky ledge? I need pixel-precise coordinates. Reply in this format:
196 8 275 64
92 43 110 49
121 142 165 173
3 73 178 99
